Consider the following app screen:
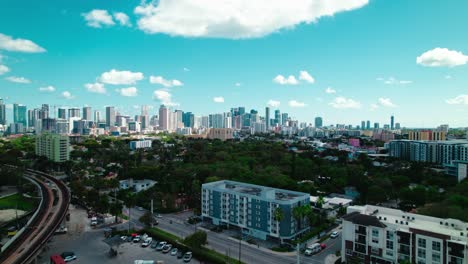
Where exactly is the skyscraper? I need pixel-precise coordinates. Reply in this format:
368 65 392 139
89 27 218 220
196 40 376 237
82 106 92 121
182 112 194 128
0 99 6 125
391 115 395 130
13 104 27 127
94 110 101 123
158 105 168 131
374 122 380 129
314 117 323 128
106 106 116 127
39 104 49 119
68 108 80 118
265 107 270 130
58 108 66 119
282 113 289 126
361 121 366 130
366 120 371 130
274 109 281 126
28 109 39 128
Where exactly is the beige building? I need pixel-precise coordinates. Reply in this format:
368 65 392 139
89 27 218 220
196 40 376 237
207 128 234 141
35 133 70 162
408 130 446 141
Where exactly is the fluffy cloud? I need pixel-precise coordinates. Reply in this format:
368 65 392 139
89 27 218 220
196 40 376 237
149 76 183 87
0 65 9 75
273 75 298 85
213 97 225 103
61 91 74 99
377 77 412 85
153 89 178 106
114 12 131 26
325 87 336 94
378 97 397 107
329 96 361 109
100 69 144 85
0 33 46 53
446 95 468 105
85 82 106 94
5 76 31 83
267 100 280 107
82 10 115 28
370 103 379 111
39 86 55 92
288 100 306 107
117 87 138 97
299 70 315 83
134 0 368 39
416 48 468 67
235 82 241 87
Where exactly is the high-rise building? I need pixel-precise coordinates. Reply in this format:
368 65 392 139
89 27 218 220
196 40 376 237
58 108 66 119
361 121 366 130
391 115 395 130
35 133 70 162
315 117 323 128
158 105 168 131
68 108 80 118
366 120 371 130
94 110 101 123
265 107 270 130
341 205 468 264
27 109 39 128
0 99 6 125
13 104 27 127
105 106 116 127
274 109 281 126
82 106 92 121
374 122 380 129
282 113 289 126
395 123 401 130
182 112 194 128
39 104 49 119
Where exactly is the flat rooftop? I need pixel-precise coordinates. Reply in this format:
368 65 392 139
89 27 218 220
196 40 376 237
347 205 468 244
203 180 309 203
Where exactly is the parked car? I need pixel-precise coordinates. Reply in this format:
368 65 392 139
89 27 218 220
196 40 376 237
120 236 127 241
156 241 167 251
320 243 327 249
162 244 173 253
177 251 184 259
304 243 321 256
183 252 192 262
330 231 339 238
142 237 153 247
170 248 178 256
150 241 159 249
133 235 141 243
61 252 77 262
126 236 133 242
137 206 144 211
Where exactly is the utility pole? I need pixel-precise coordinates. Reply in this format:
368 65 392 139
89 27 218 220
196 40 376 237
238 231 242 264
296 242 300 264
151 199 154 228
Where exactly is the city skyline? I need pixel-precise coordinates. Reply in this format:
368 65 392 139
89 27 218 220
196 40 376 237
1 1 468 127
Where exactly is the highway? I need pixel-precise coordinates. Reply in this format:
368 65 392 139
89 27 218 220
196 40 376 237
0 169 70 264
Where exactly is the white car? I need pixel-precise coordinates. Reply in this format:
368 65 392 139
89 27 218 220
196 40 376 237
330 231 339 238
142 237 153 247
133 235 142 242
121 236 128 241
61 252 77 262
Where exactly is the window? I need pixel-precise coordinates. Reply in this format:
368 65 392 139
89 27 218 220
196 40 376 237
386 241 394 250
418 248 426 258
418 238 426 248
372 229 379 237
386 231 393 240
386 250 393 256
432 241 441 251
432 252 441 263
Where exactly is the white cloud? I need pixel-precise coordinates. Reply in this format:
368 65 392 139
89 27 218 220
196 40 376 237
416 48 468 67
213 97 225 103
117 87 138 97
325 87 336 94
134 0 368 39
5 76 31 83
329 96 361 109
100 69 144 85
114 12 131 26
446 95 468 105
82 10 115 28
370 103 379 111
183 67 190 72
273 75 298 85
39 86 55 92
445 75 452 79
153 89 178 106
378 97 397 107
299 70 315 83
0 33 46 53
235 82 241 87
85 82 106 94
0 65 9 75
267 100 281 107
149 75 183 87
288 100 306 107
378 77 412 85
61 91 74 99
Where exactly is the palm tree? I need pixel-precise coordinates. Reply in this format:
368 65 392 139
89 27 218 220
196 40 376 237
292 206 305 230
273 207 284 222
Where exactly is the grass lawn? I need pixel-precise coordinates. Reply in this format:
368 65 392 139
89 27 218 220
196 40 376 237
0 193 36 211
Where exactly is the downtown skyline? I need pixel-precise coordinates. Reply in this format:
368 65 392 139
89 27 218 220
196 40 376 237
1 1 468 127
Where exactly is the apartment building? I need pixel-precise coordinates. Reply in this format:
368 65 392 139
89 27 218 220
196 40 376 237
201 180 310 241
408 130 447 141
341 205 467 264
35 133 70 162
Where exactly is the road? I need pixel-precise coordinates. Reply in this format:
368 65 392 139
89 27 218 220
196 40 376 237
126 207 341 264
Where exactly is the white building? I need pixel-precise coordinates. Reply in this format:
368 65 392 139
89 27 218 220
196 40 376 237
341 205 468 264
119 178 157 193
129 140 152 150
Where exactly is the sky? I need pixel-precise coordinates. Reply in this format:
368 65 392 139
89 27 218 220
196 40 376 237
1 0 468 128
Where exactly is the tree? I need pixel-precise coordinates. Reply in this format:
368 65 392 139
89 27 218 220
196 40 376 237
110 202 123 223
184 231 207 249
139 211 153 226
273 207 284 222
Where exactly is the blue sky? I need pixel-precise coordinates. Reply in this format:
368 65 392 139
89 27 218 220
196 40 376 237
1 0 468 127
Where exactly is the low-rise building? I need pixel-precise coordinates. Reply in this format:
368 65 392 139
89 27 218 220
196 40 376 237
129 139 152 150
207 128 233 141
202 180 310 241
341 205 467 264
119 178 157 192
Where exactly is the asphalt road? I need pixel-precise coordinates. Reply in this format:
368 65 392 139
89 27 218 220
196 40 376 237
125 207 342 264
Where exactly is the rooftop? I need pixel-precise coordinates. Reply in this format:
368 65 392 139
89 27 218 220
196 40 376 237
203 180 309 203
346 205 468 244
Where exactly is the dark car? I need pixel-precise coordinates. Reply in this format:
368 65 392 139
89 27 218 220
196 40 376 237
150 241 159 249
177 251 184 259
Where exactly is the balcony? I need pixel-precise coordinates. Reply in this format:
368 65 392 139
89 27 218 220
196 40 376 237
355 235 366 244
355 226 366 235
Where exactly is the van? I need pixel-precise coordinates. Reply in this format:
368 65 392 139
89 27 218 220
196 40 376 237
304 243 321 256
